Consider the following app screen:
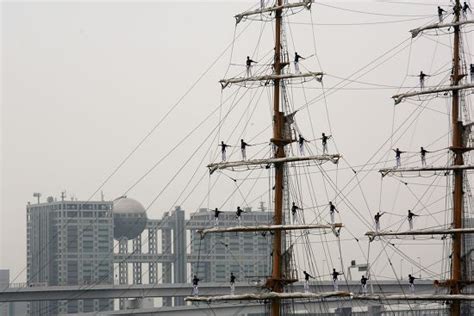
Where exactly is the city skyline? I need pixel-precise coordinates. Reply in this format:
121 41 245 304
2 0 470 297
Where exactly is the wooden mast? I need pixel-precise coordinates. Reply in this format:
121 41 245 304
451 1 464 315
271 0 284 315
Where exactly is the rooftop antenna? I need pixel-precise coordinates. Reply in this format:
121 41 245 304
33 192 41 204
101 191 105 202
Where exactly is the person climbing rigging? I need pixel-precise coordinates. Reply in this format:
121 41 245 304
240 139 250 160
419 71 428 89
294 52 305 74
332 268 343 291
321 133 331 154
192 275 200 296
303 270 314 293
230 272 236 295
236 206 245 226
463 1 471 17
246 56 257 77
214 208 222 226
407 210 419 230
220 141 230 161
329 201 339 224
438 6 446 22
420 146 429 167
408 274 417 294
291 202 301 222
298 134 307 155
361 275 369 295
374 211 385 232
393 148 405 168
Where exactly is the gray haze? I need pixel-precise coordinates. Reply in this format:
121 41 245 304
2 0 470 283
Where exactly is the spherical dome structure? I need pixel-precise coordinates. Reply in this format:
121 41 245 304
113 197 147 240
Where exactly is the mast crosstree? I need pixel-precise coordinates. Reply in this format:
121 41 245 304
234 0 313 24
207 154 340 174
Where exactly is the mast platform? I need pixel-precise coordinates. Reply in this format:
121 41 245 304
392 83 474 104
199 223 343 236
185 291 351 303
379 165 474 177
235 0 313 23
208 154 340 174
220 72 323 89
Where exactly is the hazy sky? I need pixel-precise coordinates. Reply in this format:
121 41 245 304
2 0 472 284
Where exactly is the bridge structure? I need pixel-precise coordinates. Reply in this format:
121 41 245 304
0 280 445 315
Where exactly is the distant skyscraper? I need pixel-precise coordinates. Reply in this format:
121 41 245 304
26 199 114 315
24 194 272 312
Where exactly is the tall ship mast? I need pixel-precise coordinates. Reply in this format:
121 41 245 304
186 0 347 314
367 1 474 315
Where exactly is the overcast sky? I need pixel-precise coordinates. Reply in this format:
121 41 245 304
2 1 472 283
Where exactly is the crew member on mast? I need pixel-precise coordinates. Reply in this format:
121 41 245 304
329 201 339 224
407 210 419 230
393 148 405 168
294 52 305 74
241 139 250 160
419 71 428 89
303 270 314 293
360 275 369 294
220 141 230 161
332 268 343 291
214 208 222 226
437 6 446 22
420 146 429 167
298 134 308 155
236 206 245 226
291 202 302 222
408 274 417 294
463 1 471 17
230 272 236 295
321 133 331 154
246 56 257 77
192 275 200 296
374 211 385 232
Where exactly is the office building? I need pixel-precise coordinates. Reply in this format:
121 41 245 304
187 208 272 283
27 198 114 315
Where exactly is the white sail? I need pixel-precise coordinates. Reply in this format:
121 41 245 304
185 291 351 302
220 72 323 88
199 223 343 236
